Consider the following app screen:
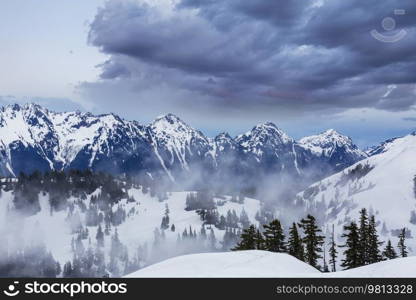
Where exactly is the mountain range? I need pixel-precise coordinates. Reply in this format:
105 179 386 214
0 103 367 191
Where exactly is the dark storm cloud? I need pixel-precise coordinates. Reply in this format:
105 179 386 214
84 0 416 116
98 60 132 79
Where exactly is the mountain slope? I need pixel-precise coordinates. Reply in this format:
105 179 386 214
0 183 262 268
125 250 416 277
295 133 416 254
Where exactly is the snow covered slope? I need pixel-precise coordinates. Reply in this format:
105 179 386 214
125 250 416 277
296 132 416 254
324 256 416 277
0 186 261 267
125 251 320 277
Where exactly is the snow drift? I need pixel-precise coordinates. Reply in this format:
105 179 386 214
125 250 416 278
125 250 320 277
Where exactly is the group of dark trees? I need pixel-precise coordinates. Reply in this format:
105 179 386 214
7 170 130 217
341 208 408 269
62 225 142 278
0 242 60 277
186 191 250 231
185 191 216 211
233 215 325 270
233 209 409 272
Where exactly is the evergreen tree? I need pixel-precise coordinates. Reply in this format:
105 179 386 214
232 225 257 250
298 215 324 269
329 224 338 272
239 209 250 229
367 215 383 264
208 228 216 250
287 223 304 261
340 221 360 269
382 240 398 260
398 228 408 258
263 219 286 252
255 229 266 250
200 226 207 240
96 224 104 248
63 261 73 277
358 208 369 265
322 245 330 272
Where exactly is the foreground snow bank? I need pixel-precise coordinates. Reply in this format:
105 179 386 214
126 251 416 278
125 251 320 277
324 256 416 278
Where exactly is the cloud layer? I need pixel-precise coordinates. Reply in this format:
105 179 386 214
81 0 416 121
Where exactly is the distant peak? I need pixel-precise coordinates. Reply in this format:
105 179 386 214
215 132 233 140
154 113 183 123
323 129 338 135
255 122 278 129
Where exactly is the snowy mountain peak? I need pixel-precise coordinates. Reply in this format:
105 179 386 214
150 113 207 142
299 129 365 156
215 132 233 141
153 113 185 126
298 129 367 172
237 122 293 150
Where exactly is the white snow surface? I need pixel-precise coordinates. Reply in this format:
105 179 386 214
125 251 320 277
0 187 261 266
296 133 416 256
125 250 416 278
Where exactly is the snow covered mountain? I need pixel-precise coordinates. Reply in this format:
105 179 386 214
0 103 365 190
299 129 367 172
295 132 416 255
236 122 302 175
0 103 157 177
125 250 416 278
147 113 215 183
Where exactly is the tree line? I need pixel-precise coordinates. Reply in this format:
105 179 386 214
232 208 409 272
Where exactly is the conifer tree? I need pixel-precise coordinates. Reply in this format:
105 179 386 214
96 224 104 248
232 225 257 250
367 215 383 264
298 215 324 269
263 219 286 252
200 226 207 240
358 208 369 265
329 224 338 272
255 229 266 250
398 228 408 258
208 228 216 250
287 222 304 261
322 245 330 272
382 240 397 260
340 221 360 269
63 261 73 277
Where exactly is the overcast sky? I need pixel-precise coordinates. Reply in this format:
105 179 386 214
0 0 415 147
